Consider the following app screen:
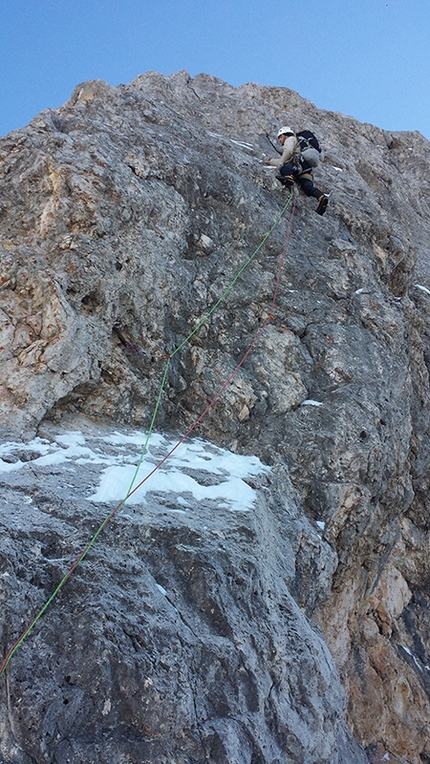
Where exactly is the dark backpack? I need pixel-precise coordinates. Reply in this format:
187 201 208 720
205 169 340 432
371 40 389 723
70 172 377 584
296 130 322 153
296 130 322 168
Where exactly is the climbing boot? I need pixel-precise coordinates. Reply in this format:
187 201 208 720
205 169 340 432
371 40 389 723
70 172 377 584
316 194 329 215
276 173 294 188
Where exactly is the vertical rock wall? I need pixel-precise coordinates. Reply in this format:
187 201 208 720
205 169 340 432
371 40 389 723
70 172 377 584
0 71 429 762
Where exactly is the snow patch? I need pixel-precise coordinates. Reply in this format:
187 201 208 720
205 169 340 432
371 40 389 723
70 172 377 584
0 437 52 472
0 429 270 514
301 399 324 407
89 435 269 512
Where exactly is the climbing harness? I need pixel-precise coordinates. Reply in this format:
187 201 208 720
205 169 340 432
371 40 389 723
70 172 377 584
0 193 296 678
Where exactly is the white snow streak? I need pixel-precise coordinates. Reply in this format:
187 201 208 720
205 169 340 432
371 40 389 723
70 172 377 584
401 645 423 672
414 283 430 295
229 139 254 150
0 430 270 513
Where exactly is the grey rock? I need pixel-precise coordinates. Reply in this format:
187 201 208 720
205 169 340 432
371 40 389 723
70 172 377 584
0 417 356 764
0 70 429 762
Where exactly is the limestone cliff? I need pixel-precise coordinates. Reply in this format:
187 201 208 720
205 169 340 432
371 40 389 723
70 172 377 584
0 71 429 763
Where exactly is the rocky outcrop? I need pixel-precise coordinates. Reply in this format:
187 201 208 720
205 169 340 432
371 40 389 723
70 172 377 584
0 70 429 763
0 418 364 764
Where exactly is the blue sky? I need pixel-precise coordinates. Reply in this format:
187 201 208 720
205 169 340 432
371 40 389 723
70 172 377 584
1 0 429 140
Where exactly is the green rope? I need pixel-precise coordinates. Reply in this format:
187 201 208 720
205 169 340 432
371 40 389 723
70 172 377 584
171 197 292 357
122 193 292 500
1 506 119 673
134 193 293 467
0 192 293 677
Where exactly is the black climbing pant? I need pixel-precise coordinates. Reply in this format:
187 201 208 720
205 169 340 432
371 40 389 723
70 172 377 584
297 174 324 199
278 161 323 199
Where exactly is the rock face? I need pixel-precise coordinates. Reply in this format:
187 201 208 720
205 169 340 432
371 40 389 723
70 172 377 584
0 420 363 764
0 71 429 763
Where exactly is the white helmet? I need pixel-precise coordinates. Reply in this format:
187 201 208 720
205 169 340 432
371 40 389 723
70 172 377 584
277 126 295 138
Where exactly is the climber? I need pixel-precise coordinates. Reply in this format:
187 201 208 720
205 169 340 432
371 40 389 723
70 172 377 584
263 126 329 216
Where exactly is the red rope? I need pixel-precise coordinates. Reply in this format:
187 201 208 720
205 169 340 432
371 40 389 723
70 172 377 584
123 197 296 499
0 197 296 677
